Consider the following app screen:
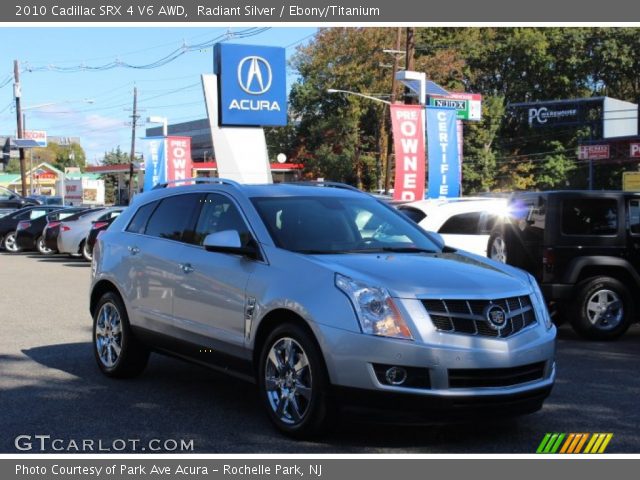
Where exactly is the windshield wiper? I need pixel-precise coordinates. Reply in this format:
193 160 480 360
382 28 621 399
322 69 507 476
380 246 439 253
292 249 347 254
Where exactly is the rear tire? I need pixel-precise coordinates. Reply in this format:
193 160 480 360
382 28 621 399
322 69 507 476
257 323 333 438
36 236 53 255
93 291 149 378
82 239 92 262
487 230 508 263
571 276 633 340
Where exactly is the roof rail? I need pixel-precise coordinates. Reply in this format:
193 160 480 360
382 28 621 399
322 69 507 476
151 177 241 190
285 181 362 193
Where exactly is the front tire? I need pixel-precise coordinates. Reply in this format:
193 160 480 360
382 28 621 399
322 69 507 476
3 232 20 252
93 291 149 378
571 276 633 340
258 323 332 438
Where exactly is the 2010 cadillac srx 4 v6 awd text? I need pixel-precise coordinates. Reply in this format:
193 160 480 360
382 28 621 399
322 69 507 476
90 180 556 437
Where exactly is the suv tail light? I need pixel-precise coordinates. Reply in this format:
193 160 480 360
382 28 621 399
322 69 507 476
92 221 109 230
61 224 71 232
47 221 61 229
17 220 31 230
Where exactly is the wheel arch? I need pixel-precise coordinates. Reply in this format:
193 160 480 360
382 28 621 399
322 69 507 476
90 279 126 317
566 256 640 291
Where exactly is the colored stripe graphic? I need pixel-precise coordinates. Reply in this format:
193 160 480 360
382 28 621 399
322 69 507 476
537 433 613 454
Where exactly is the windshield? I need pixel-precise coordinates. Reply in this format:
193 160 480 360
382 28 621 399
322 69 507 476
251 195 441 254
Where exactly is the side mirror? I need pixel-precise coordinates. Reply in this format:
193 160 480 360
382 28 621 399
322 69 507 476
203 230 260 260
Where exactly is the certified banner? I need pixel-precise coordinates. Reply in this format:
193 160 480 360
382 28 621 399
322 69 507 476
391 104 426 202
143 137 167 192
427 107 460 198
166 136 193 186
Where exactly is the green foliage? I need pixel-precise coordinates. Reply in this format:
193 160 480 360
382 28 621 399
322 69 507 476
32 142 86 172
100 146 130 204
4 158 21 174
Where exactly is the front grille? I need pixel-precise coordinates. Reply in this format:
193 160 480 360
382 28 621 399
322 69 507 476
448 362 546 388
422 295 536 338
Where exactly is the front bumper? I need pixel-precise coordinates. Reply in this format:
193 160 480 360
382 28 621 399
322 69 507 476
315 297 556 412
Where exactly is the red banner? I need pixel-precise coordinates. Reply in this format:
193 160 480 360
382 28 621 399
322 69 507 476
391 104 425 202
166 136 193 187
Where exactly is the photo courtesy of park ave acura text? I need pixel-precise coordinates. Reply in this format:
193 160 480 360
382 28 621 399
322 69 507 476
1 21 640 457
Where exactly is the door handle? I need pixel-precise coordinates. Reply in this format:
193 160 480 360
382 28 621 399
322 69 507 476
179 263 194 274
128 245 140 255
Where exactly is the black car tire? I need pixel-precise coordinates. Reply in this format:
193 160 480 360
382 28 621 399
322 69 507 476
487 229 509 263
93 291 150 378
3 232 20 253
36 236 53 255
258 323 333 438
571 276 633 340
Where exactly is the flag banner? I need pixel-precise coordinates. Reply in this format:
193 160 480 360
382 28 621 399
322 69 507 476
166 136 193 186
391 104 426 202
143 137 167 191
427 107 460 198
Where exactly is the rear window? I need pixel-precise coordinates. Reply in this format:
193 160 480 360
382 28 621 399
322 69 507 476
562 199 618 235
398 206 427 224
438 212 481 235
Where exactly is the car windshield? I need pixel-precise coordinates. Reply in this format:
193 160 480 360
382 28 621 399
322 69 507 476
251 195 441 254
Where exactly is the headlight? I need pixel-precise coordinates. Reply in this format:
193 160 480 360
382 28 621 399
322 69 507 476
335 273 413 340
528 273 552 330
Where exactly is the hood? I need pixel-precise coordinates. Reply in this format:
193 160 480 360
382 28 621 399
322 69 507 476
305 251 531 299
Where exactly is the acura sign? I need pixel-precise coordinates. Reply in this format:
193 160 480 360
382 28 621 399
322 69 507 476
214 44 287 127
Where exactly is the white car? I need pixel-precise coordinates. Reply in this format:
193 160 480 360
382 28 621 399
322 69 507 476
398 197 510 258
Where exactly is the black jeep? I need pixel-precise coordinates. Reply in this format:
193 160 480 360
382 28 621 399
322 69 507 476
488 191 640 340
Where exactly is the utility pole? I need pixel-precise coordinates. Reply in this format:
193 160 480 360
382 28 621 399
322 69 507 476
128 86 139 204
384 28 403 194
404 27 416 104
13 60 27 196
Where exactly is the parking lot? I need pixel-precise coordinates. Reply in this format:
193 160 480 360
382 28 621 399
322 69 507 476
1 251 639 453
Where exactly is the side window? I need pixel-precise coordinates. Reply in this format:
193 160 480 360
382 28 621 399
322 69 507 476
126 202 158 234
562 199 618 235
191 193 252 246
629 200 640 234
399 207 427 224
145 194 202 242
480 213 500 234
438 212 482 235
29 209 49 220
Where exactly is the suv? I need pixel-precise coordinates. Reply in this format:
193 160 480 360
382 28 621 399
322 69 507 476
90 180 556 437
489 191 640 340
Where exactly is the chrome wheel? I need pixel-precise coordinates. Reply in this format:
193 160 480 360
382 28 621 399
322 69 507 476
83 241 92 261
95 302 123 368
586 289 623 330
37 236 53 255
264 337 312 425
4 232 18 252
490 236 507 263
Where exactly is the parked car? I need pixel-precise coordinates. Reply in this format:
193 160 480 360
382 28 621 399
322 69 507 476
398 197 510 257
24 195 64 206
0 186 37 210
16 207 87 254
0 206 64 252
43 208 103 254
490 190 640 340
91 180 556 437
85 215 118 260
58 207 123 260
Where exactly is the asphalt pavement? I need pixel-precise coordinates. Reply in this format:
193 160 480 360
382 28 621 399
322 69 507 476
1 252 639 453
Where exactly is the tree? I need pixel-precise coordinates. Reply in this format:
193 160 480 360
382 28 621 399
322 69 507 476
100 147 129 204
31 141 86 172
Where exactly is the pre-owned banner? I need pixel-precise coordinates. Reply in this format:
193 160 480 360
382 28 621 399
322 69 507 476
142 136 167 192
391 104 426 202
427 107 460 199
166 137 193 186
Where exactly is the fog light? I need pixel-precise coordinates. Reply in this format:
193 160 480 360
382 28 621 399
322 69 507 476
385 366 408 385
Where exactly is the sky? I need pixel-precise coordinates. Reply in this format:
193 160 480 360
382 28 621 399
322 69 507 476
0 27 317 163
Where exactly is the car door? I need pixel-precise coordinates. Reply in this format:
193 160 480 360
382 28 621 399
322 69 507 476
123 193 202 335
437 211 487 255
172 192 258 359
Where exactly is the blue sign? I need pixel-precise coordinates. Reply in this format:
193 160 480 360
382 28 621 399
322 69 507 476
214 43 287 127
143 137 167 191
426 107 460 198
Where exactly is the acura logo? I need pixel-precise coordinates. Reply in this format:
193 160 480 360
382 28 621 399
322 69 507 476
485 304 507 330
237 56 272 95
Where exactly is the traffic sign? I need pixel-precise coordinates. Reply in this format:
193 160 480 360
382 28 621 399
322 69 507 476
428 93 482 121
